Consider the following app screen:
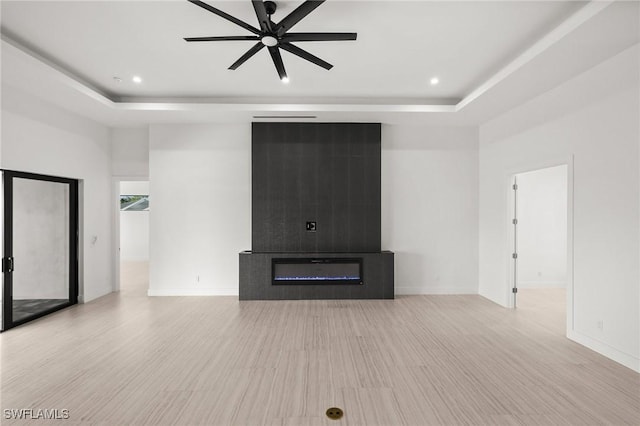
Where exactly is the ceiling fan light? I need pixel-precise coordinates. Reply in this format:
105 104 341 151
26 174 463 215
261 36 278 47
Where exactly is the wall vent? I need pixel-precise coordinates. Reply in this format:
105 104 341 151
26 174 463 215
252 115 317 119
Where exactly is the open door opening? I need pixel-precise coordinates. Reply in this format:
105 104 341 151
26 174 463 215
511 165 569 333
118 181 149 296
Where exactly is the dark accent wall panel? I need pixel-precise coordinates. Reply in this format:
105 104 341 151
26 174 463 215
252 123 381 253
239 251 394 300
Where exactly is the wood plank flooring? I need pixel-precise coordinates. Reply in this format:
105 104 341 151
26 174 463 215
1 263 638 425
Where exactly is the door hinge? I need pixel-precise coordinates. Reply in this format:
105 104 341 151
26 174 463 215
512 253 518 259
512 218 518 225
512 184 518 190
512 287 518 294
2 257 14 273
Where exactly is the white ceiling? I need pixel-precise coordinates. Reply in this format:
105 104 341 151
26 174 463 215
1 0 639 126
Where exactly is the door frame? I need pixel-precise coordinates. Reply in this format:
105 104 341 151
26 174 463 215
505 156 574 336
2 170 79 331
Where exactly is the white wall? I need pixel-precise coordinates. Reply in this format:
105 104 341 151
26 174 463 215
516 165 567 288
148 124 251 295
120 181 149 262
112 127 149 177
479 45 640 371
382 125 479 294
1 85 113 303
120 181 149 195
148 123 479 297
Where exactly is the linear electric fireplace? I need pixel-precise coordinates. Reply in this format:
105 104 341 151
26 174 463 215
272 258 363 285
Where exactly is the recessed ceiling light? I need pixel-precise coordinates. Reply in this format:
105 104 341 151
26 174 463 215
132 75 143 84
430 77 439 85
281 77 289 84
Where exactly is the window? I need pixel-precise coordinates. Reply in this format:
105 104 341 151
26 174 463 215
120 195 149 211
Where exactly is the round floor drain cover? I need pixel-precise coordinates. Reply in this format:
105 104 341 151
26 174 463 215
326 407 344 420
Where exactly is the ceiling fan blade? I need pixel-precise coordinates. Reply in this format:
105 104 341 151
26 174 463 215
279 43 332 70
251 0 272 32
185 36 261 42
268 46 288 80
187 0 260 35
274 0 325 37
282 32 357 42
229 42 265 70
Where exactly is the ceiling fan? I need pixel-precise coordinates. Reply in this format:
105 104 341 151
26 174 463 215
184 0 357 82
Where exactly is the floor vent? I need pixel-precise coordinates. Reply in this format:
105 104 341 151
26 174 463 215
326 407 344 420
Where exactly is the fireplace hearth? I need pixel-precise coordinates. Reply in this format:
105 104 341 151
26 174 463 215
240 251 393 300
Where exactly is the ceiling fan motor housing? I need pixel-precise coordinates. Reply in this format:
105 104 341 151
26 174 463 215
264 1 277 16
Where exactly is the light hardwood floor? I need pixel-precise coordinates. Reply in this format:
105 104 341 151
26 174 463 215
1 263 638 425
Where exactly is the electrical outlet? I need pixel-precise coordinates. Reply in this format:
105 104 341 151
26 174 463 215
597 320 604 330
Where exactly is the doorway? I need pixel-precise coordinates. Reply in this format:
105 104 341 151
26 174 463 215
2 170 78 331
118 181 149 295
511 165 569 331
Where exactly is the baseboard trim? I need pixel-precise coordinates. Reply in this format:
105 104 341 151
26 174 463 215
149 287 474 297
82 286 114 303
567 330 639 373
147 288 239 296
395 286 477 295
